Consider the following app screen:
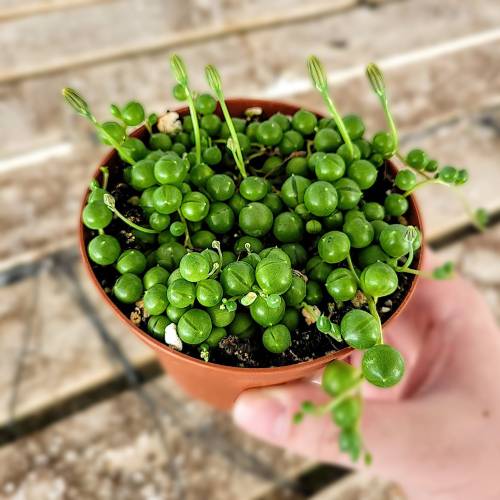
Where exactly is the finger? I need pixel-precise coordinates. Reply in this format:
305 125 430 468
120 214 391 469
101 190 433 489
233 381 347 463
232 379 427 470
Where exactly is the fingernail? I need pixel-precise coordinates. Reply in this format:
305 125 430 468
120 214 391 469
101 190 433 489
233 389 289 441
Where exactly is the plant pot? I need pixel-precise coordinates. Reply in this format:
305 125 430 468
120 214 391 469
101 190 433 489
80 98 423 410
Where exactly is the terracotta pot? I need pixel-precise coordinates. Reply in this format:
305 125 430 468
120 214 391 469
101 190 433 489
80 99 424 410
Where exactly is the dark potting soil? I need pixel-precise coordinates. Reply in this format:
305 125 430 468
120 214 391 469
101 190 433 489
86 144 418 369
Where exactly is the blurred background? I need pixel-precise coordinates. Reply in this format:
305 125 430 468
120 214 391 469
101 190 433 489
1 0 500 498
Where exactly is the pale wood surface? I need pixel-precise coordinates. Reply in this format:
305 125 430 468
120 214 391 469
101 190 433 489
0 376 306 500
0 0 357 71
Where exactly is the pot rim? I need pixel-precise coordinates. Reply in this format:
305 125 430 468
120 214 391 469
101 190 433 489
78 97 424 374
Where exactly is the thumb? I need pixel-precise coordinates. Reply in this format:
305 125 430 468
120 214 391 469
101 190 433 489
233 379 425 469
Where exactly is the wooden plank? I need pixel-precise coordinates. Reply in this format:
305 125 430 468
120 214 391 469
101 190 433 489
0 0 358 79
0 146 96 266
1 0 500 155
0 257 154 431
0 376 305 500
0 0 116 21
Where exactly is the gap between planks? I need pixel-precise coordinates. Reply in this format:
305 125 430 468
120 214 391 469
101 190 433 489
263 27 500 98
0 0 391 84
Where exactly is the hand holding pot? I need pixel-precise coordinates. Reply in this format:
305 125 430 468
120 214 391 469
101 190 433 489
233 251 500 500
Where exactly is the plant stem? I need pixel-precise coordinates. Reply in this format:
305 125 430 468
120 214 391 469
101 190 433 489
170 55 201 164
100 166 109 190
246 148 267 163
307 378 364 416
307 56 353 158
401 245 414 271
306 139 313 156
403 178 442 197
207 263 220 278
205 65 247 178
185 90 202 164
103 194 158 234
396 151 433 179
346 253 360 283
177 210 193 249
211 240 223 268
322 91 353 157
62 88 135 165
384 102 398 154
114 209 158 234
366 63 398 155
401 176 485 230
261 152 298 179
367 296 383 344
394 267 431 278
452 185 487 231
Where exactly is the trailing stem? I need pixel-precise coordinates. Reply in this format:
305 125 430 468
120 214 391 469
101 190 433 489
62 88 136 165
103 194 159 234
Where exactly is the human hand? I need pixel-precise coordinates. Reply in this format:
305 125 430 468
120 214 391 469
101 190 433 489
233 251 500 499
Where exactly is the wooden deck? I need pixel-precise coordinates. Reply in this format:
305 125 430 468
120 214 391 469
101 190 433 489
1 0 499 498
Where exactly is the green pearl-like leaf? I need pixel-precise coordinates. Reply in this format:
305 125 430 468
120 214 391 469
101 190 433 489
266 294 282 309
475 208 489 229
340 309 380 349
362 344 405 388
432 261 454 280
